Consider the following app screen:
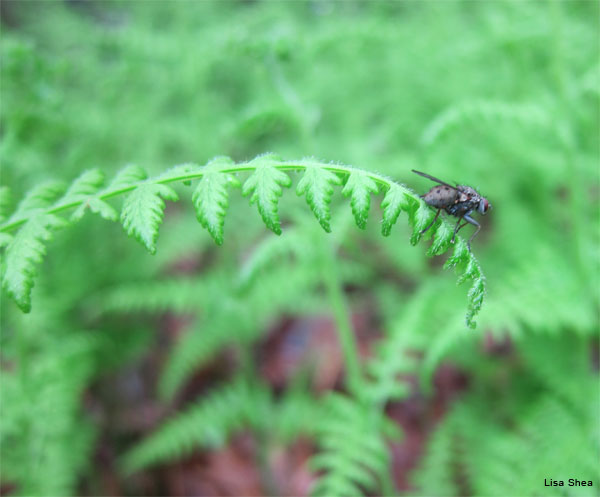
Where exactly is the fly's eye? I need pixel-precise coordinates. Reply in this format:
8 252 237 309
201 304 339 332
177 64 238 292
478 199 490 214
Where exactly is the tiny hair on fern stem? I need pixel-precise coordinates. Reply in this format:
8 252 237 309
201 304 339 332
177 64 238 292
0 154 486 326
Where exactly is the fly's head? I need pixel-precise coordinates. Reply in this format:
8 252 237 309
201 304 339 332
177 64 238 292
477 196 491 215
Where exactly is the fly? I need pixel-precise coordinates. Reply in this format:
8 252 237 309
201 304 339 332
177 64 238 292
412 170 490 251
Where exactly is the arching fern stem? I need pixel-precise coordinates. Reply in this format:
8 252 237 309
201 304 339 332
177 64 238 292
2 160 420 232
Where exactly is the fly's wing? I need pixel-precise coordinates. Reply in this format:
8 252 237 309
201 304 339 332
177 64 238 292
412 170 458 191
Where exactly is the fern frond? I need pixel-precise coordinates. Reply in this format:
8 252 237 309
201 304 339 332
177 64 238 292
192 157 240 245
366 291 430 404
341 170 379 229
2 214 67 312
272 386 322 443
238 228 308 288
160 263 344 399
421 100 553 146
121 183 179 254
414 336 600 497
442 237 484 328
101 278 211 314
1 155 487 325
122 378 271 473
296 164 342 232
8 181 65 222
242 154 292 234
158 321 236 400
412 406 461 497
478 245 596 336
102 259 328 399
521 335 596 408
310 394 391 497
1 331 97 496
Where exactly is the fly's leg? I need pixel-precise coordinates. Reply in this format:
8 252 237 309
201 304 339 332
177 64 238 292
451 219 469 243
420 209 441 235
462 214 481 252
450 217 464 244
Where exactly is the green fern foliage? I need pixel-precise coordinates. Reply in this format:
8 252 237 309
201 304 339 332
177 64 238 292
409 200 435 246
71 196 118 222
2 214 66 312
122 376 324 477
2 4 597 497
241 154 293 235
427 218 453 256
101 234 356 400
380 183 413 236
421 100 552 146
67 169 117 222
121 183 179 254
416 393 599 497
192 157 240 245
296 163 342 232
341 170 379 230
413 336 600 497
0 155 487 325
61 169 105 201
366 294 430 404
445 238 486 328
109 164 148 189
310 393 393 497
101 278 211 314
9 181 65 219
122 378 271 473
1 331 97 496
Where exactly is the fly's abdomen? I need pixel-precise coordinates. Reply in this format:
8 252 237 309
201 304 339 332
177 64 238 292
422 186 457 209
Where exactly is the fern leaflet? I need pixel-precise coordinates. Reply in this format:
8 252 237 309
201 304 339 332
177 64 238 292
380 183 412 236
121 183 179 254
341 170 378 230
242 154 292 235
192 157 240 245
2 214 67 312
296 164 342 232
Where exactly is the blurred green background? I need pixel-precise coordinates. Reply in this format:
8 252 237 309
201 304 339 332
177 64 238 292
1 1 598 496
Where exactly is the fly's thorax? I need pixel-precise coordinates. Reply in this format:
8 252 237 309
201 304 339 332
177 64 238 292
446 200 476 217
456 184 485 206
457 185 480 198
